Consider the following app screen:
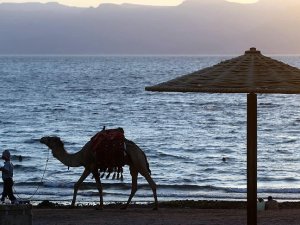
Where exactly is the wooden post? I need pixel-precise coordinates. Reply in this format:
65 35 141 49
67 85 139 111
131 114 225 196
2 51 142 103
247 93 257 225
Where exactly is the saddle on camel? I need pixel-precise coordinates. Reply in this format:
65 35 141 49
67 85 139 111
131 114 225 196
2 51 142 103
91 127 126 180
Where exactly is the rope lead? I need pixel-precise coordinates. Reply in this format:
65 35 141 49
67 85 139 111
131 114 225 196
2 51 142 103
13 148 50 201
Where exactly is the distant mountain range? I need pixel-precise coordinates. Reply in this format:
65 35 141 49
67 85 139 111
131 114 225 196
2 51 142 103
0 0 300 54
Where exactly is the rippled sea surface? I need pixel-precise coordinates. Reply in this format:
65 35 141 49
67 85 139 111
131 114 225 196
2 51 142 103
1 55 300 204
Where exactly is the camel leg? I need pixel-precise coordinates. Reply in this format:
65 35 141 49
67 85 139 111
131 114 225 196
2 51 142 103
71 169 90 207
92 170 104 210
139 170 158 210
122 166 138 209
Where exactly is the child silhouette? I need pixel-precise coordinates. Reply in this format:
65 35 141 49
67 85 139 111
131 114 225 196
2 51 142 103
0 150 17 204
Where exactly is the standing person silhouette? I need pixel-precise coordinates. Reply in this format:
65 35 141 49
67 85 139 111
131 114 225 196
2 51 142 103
0 150 17 204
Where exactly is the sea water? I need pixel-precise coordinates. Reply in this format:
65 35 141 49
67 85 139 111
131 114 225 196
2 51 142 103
0 55 300 204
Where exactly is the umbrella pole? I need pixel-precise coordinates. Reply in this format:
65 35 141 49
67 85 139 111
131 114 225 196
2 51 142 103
247 93 257 225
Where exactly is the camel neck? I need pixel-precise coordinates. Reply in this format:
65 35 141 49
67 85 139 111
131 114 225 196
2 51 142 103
53 147 84 167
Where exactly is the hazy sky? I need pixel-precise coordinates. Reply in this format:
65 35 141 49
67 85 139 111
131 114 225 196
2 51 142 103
0 0 259 7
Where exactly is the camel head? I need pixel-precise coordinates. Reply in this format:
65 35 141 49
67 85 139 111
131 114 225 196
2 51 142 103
40 136 65 157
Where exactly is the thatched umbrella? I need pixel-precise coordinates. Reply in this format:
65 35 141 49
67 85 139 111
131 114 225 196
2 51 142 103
145 47 300 225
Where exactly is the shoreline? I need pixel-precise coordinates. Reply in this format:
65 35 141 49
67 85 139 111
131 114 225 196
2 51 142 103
32 199 300 209
32 200 300 209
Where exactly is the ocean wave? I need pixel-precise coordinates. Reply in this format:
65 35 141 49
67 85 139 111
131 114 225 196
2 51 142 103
157 151 189 160
0 120 16 125
14 164 37 172
259 102 282 108
15 180 300 195
23 138 41 144
15 181 44 186
11 155 30 161
12 181 300 201
14 181 223 192
258 188 300 194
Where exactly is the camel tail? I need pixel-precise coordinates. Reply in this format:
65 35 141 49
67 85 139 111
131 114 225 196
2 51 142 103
142 150 151 175
136 145 151 175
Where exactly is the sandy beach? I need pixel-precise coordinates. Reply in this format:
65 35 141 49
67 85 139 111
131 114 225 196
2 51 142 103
31 201 300 225
32 208 300 225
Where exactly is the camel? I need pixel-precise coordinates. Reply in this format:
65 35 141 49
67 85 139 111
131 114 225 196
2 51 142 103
40 135 158 210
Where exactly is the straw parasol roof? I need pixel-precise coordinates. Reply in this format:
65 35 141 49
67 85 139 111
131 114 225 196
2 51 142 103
145 47 300 225
146 48 300 94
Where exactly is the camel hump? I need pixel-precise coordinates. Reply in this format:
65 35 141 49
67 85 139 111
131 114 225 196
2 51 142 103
91 127 126 168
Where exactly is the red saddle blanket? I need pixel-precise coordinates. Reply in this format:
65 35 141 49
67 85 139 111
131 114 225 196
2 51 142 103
91 128 125 168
